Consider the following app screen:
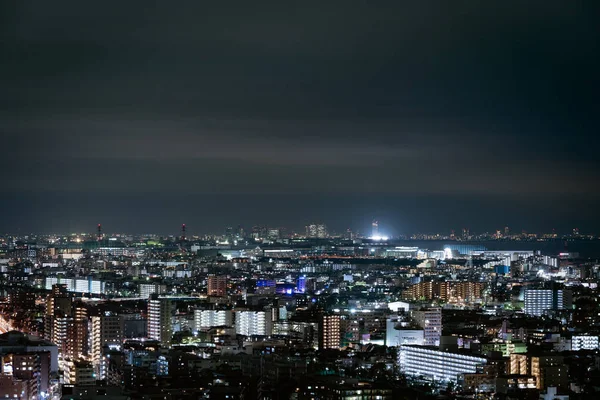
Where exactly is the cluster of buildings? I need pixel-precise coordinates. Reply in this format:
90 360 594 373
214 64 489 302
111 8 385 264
0 230 598 399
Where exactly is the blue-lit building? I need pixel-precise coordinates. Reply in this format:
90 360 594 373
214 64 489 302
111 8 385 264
296 276 307 293
256 279 276 288
276 283 295 295
495 265 511 275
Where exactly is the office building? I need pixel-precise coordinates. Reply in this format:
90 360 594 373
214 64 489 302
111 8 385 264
305 223 328 239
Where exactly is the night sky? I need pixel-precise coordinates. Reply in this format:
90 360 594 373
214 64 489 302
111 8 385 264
2 1 599 235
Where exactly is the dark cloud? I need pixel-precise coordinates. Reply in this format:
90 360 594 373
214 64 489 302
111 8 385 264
1 1 599 234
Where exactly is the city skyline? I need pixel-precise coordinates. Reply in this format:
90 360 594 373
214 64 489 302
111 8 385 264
2 1 600 234
2 221 596 240
1 3 599 397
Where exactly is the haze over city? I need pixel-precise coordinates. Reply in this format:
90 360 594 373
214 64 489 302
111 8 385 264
2 1 599 234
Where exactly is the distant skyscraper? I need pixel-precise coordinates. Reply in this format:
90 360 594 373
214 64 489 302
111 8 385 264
306 223 328 238
147 295 174 347
267 228 280 241
371 220 379 238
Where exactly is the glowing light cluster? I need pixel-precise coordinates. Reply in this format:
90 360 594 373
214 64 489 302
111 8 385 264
370 235 389 241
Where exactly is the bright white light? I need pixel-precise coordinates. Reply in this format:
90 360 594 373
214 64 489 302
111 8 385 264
370 236 389 241
444 248 453 259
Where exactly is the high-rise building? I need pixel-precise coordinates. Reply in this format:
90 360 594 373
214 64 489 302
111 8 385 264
207 275 227 297
90 312 123 378
194 310 233 330
44 285 74 352
296 276 307 294
412 308 442 347
65 305 88 360
267 228 280 241
235 310 273 336
305 223 328 239
147 295 174 348
319 314 341 350
50 316 69 354
46 284 72 320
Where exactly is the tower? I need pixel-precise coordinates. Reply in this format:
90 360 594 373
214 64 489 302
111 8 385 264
371 220 379 238
147 295 174 348
90 311 123 378
97 224 103 241
181 223 186 241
